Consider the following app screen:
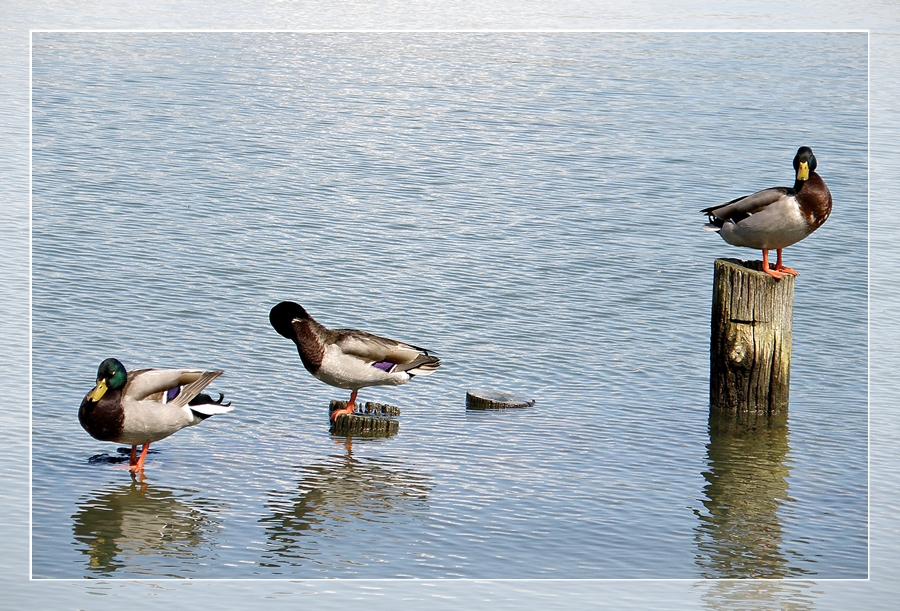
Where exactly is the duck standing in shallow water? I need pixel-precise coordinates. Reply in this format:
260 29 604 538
79 358 232 473
702 146 832 280
269 301 441 422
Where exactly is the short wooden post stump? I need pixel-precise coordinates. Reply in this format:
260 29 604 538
466 390 535 410
710 258 794 424
328 400 400 437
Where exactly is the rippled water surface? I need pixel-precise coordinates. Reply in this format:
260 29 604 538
31 32 868 579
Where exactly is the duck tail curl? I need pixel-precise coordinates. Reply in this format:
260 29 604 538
189 393 233 419
399 354 441 377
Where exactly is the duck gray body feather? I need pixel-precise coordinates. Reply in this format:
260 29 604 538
703 174 831 251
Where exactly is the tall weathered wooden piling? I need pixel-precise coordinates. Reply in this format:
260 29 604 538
710 258 794 426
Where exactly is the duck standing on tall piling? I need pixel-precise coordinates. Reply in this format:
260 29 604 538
702 146 832 280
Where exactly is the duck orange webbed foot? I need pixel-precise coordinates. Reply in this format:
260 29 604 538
774 265 799 276
330 390 358 422
126 443 151 474
762 266 787 280
773 249 799 277
330 404 355 422
760 249 799 281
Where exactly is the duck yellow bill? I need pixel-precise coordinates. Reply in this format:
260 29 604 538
797 161 809 181
87 378 108 402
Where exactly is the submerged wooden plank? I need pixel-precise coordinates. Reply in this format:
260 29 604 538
466 389 535 410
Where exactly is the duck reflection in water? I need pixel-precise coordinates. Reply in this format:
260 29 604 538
72 480 218 577
693 412 810 578
260 444 432 567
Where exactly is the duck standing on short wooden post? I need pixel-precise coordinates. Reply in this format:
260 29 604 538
702 146 832 280
79 358 232 473
269 301 440 421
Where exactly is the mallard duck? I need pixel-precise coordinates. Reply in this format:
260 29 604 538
702 146 832 279
79 358 232 473
269 301 441 421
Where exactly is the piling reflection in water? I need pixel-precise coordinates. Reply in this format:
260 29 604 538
694 413 810 578
699 579 817 611
259 442 432 569
72 480 219 577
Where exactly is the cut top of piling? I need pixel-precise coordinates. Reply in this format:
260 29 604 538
712 258 796 323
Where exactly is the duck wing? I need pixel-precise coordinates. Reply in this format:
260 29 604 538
125 368 225 408
702 187 790 223
333 329 432 365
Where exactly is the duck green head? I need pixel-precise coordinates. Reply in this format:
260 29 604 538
793 146 818 182
86 358 127 402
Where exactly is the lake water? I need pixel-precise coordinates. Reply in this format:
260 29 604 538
31 32 868 579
